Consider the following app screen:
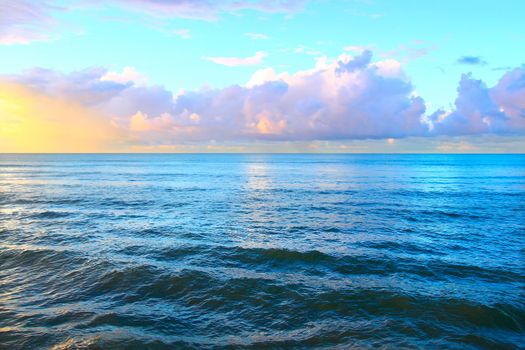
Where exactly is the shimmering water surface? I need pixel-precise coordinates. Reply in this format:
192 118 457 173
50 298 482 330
0 154 523 349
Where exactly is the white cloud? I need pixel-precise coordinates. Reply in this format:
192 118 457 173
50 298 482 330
101 67 149 86
245 68 282 87
172 29 191 39
245 32 269 40
204 51 267 67
343 45 372 54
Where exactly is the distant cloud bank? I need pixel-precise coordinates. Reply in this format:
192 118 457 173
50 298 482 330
3 51 525 147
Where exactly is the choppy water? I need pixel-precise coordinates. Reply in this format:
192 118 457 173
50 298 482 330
0 154 524 349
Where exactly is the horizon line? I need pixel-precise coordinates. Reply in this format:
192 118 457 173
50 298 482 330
1 152 524 155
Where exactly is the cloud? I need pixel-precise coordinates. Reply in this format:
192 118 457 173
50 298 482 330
429 74 505 135
336 50 373 73
428 67 525 135
101 67 149 86
0 0 61 45
5 51 426 143
120 0 307 19
344 45 373 54
436 140 478 152
490 66 525 120
171 29 191 39
457 56 487 65
10 67 174 119
292 45 323 56
11 67 132 107
171 51 428 141
380 43 436 62
0 0 306 44
3 52 524 151
245 32 270 40
246 68 281 88
204 51 267 67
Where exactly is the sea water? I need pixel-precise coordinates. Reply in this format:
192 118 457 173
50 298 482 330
0 154 523 349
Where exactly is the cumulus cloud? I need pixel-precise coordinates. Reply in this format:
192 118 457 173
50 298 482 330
3 52 525 149
4 51 425 143
204 51 267 67
10 67 173 117
101 67 149 86
336 50 373 73
172 51 429 141
428 67 525 135
490 66 525 120
12 67 131 107
246 68 282 88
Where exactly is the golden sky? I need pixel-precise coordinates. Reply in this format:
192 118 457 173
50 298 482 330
0 81 122 153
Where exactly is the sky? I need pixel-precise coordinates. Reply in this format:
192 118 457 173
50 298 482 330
0 0 524 153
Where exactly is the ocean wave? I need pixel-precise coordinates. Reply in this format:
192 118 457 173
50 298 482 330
1 154 524 349
25 211 72 219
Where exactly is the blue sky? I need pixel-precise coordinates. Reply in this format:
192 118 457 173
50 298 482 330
1 0 524 152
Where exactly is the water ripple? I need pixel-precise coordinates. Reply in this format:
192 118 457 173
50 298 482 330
0 154 524 349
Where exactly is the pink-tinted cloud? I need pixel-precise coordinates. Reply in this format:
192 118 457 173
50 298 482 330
429 67 525 135
0 0 60 45
121 0 307 19
491 66 525 121
0 0 306 45
5 52 525 147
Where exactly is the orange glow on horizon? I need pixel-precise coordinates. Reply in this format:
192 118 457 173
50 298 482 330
0 81 122 153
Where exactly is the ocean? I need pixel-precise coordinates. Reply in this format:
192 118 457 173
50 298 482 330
0 154 523 349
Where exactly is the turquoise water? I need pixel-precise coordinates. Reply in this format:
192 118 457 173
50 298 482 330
0 154 524 349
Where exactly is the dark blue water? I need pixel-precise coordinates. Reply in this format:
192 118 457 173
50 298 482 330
0 154 523 349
